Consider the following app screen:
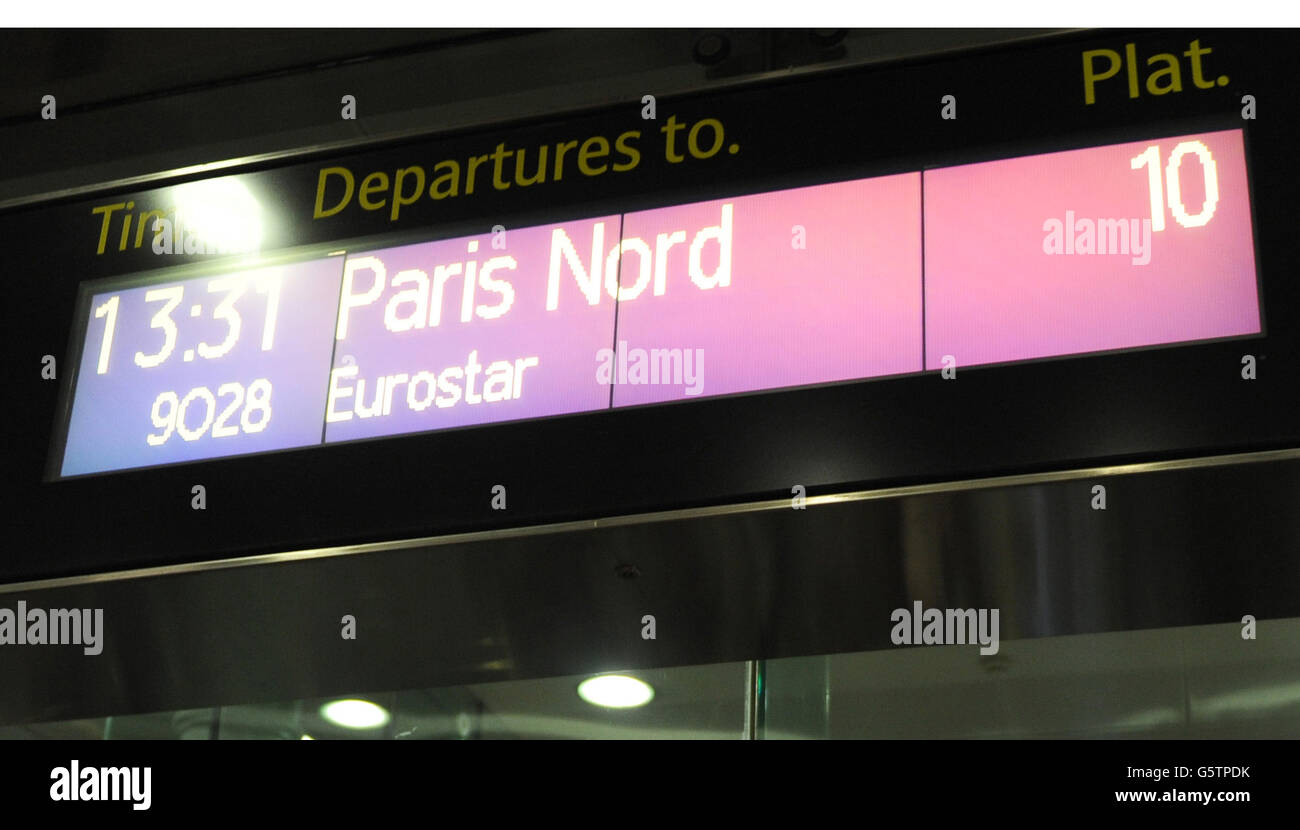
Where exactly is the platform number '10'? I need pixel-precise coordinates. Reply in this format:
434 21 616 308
1131 140 1220 232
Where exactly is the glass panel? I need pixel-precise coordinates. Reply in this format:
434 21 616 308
0 717 109 740
761 618 1300 738
0 661 749 740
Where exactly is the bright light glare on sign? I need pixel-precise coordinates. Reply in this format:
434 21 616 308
577 675 655 708
170 177 264 254
320 698 391 729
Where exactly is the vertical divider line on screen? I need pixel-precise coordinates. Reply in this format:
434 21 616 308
920 170 927 371
608 213 626 410
320 255 350 445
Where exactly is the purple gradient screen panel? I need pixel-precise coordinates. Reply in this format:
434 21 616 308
923 128 1260 369
61 258 346 476
322 217 619 443
611 174 923 406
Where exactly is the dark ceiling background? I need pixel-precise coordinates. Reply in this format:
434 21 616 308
0 28 1070 208
0 29 485 121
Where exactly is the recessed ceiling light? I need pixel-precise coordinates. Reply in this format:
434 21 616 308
320 699 391 730
168 177 264 254
577 675 655 708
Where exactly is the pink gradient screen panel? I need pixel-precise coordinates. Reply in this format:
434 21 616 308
923 128 1260 369
322 217 620 444
611 174 923 406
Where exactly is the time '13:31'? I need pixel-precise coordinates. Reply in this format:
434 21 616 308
89 272 281 374
87 273 283 446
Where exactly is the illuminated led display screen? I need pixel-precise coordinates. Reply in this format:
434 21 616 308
923 129 1260 367
53 128 1260 478
61 259 346 477
323 216 621 442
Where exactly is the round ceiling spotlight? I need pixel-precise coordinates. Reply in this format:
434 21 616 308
577 675 655 708
693 33 731 66
320 698 392 730
810 29 848 48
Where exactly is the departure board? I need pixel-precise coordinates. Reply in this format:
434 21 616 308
54 128 1259 477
